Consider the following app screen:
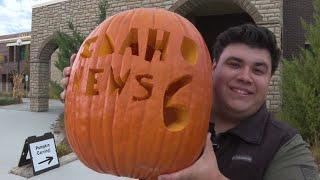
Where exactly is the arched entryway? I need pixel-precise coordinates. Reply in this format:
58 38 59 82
30 35 58 111
169 0 262 56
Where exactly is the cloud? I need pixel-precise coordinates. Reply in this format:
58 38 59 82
0 0 52 35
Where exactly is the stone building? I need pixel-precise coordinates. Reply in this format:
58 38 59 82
30 0 313 111
0 32 31 93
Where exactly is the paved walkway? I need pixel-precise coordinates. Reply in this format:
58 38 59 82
0 98 133 180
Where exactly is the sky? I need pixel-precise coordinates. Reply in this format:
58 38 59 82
0 0 52 36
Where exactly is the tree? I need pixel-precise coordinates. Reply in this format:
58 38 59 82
280 0 320 146
54 22 85 72
54 0 109 71
51 0 109 98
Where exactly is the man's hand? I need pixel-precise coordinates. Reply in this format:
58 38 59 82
60 54 76 102
158 133 228 180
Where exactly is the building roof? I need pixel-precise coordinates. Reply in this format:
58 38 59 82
32 0 69 8
0 32 31 46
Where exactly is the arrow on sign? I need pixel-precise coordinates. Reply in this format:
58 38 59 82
38 156 53 165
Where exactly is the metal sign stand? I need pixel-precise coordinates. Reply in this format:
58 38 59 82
18 132 60 176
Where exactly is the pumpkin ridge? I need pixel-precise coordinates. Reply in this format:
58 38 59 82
107 11 133 175
147 10 173 176
88 26 111 173
97 20 116 173
131 12 155 180
101 15 120 175
69 55 91 168
162 13 186 172
86 31 106 173
169 14 197 171
147 10 179 176
126 9 146 179
102 61 120 175
141 9 162 179
120 10 142 177
106 10 129 176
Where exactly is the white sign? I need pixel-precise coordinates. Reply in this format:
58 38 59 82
29 138 59 172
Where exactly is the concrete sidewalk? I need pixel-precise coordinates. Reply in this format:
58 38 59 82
0 98 133 180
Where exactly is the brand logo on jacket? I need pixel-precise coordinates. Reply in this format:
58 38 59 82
232 155 252 163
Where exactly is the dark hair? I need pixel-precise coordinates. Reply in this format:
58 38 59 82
212 24 281 75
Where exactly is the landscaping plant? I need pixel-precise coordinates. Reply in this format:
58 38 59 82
280 0 320 165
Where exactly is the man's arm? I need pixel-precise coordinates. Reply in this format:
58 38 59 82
264 134 320 180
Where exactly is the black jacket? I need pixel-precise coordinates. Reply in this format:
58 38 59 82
209 104 297 180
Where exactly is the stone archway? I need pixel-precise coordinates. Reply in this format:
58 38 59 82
30 0 100 112
169 0 262 56
30 35 58 111
169 0 263 23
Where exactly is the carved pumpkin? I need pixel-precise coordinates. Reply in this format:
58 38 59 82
65 8 212 179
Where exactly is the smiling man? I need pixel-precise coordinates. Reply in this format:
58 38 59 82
61 24 319 180
158 24 319 180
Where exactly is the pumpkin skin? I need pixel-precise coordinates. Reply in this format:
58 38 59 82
65 8 212 179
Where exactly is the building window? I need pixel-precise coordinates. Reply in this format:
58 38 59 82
20 45 26 61
9 46 14 62
0 54 4 63
13 45 29 61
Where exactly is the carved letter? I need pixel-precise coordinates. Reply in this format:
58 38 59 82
145 29 170 61
73 67 84 91
86 68 104 95
81 36 98 58
119 28 139 56
163 75 192 131
107 67 130 95
132 74 153 101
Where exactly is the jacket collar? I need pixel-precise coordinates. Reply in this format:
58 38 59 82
222 104 270 145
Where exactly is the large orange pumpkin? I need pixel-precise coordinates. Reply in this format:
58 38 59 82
65 8 212 179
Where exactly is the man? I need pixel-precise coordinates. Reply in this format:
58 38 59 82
61 24 319 180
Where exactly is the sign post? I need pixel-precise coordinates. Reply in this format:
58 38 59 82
25 75 28 97
18 132 60 176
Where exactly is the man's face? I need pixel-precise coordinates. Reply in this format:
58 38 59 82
213 43 272 120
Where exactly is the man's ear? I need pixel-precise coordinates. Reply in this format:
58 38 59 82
212 60 217 71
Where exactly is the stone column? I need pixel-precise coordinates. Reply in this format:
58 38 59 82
30 61 49 111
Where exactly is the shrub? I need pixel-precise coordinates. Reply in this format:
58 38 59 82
49 81 63 99
0 96 21 106
56 138 73 158
0 92 13 97
280 0 320 146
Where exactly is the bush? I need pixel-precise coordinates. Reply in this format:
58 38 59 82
49 80 63 99
279 0 320 146
57 112 65 131
56 138 73 158
0 92 13 97
0 96 21 106
311 144 320 166
54 112 73 157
